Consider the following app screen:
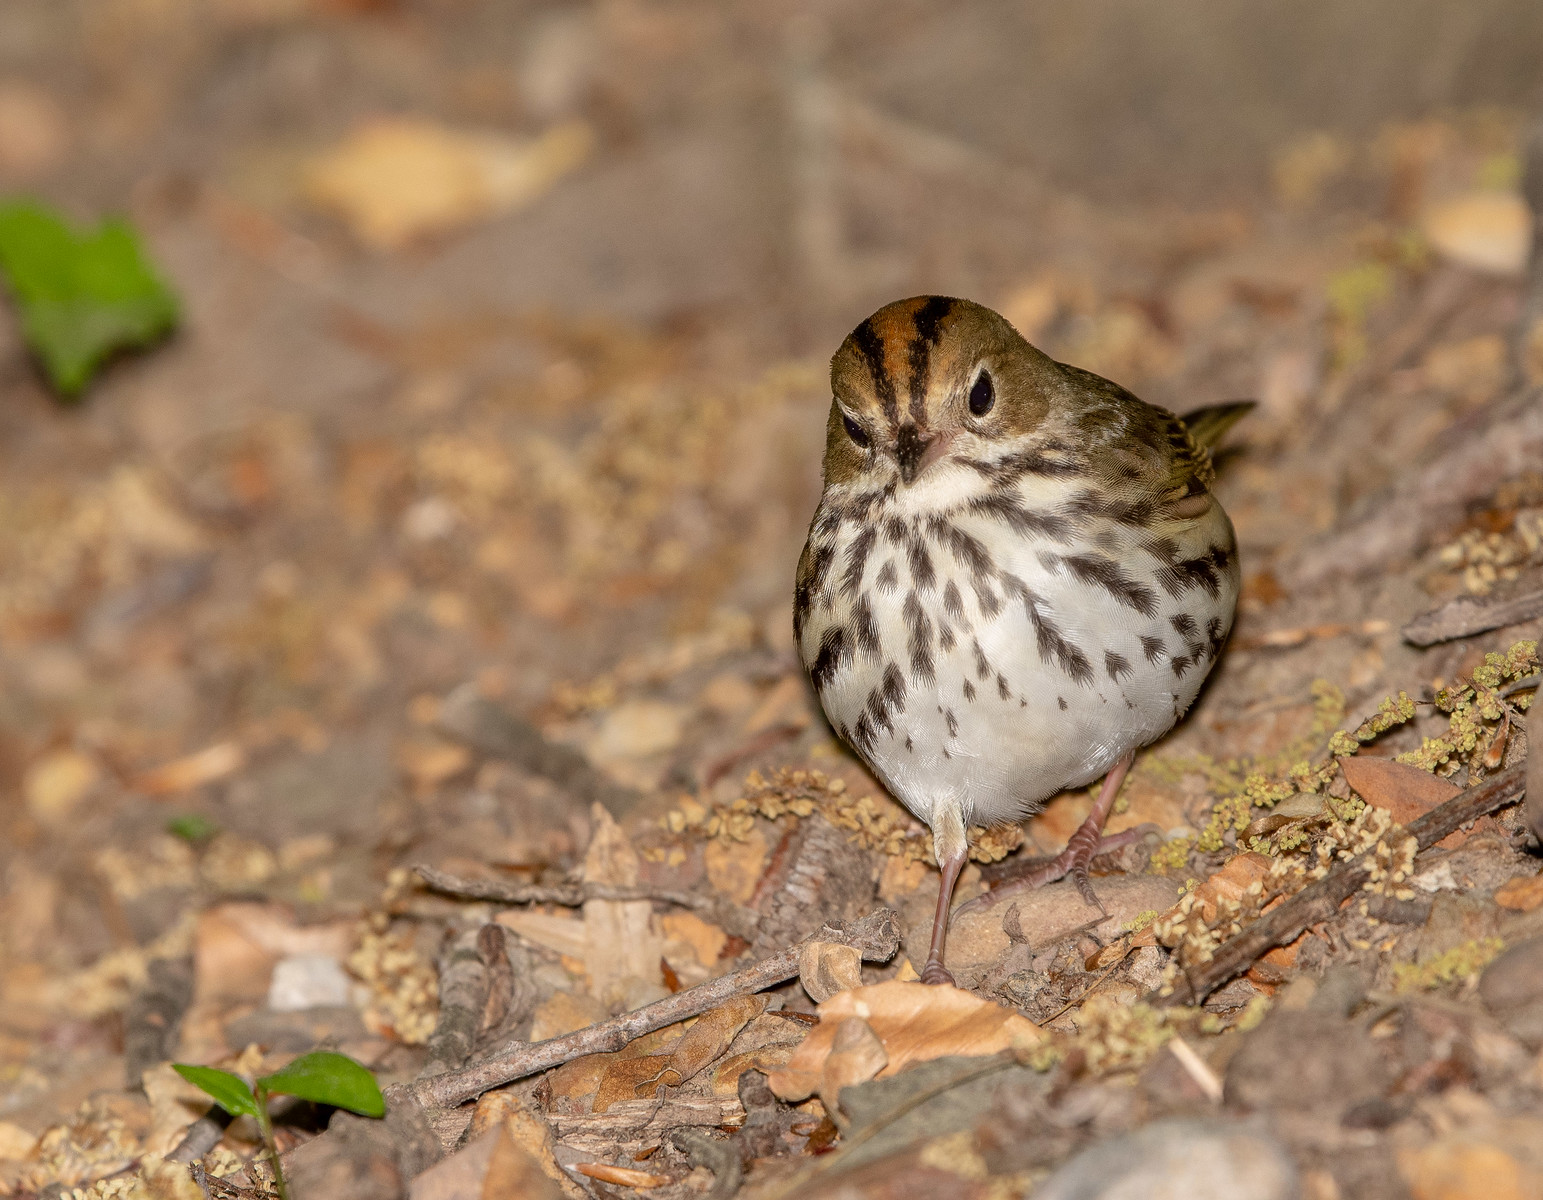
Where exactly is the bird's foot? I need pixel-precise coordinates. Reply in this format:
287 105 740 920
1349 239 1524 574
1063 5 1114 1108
919 957 956 987
953 826 1145 919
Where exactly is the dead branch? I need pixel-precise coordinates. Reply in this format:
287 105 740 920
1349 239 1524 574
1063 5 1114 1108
1155 762 1527 1007
411 908 901 1110
414 864 760 940
1402 583 1543 646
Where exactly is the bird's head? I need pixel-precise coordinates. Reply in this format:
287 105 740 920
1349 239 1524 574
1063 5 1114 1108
823 295 1061 490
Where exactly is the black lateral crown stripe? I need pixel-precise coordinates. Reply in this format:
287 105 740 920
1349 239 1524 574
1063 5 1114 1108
907 296 954 422
852 319 899 424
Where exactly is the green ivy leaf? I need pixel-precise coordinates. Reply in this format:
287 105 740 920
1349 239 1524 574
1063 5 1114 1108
258 1051 386 1118
0 201 179 398
172 1064 261 1119
166 813 219 843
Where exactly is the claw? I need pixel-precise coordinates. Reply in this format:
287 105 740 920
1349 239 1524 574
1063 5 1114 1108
1072 866 1104 913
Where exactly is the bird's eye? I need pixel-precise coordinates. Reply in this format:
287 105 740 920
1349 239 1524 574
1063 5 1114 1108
969 370 995 416
842 412 871 448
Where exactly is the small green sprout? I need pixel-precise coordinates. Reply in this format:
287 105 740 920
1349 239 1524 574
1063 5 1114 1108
166 813 219 843
173 1051 385 1199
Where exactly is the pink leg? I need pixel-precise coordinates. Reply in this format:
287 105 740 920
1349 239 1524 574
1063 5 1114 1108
955 751 1137 920
919 848 967 986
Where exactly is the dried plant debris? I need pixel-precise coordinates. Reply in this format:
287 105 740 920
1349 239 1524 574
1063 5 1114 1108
1153 640 1536 872
668 767 1022 864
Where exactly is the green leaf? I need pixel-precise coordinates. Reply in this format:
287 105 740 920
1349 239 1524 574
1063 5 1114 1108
166 813 219 843
172 1064 261 1118
0 201 179 398
258 1051 385 1118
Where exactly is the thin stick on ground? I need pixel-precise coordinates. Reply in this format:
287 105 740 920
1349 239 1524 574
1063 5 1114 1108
1402 584 1543 647
412 908 901 1110
1154 761 1526 1008
414 864 759 939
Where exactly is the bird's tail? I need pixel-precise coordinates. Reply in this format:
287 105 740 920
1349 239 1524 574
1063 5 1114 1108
1180 400 1255 450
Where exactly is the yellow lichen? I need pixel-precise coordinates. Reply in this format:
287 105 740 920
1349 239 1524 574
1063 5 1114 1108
347 913 438 1045
1392 937 1505 993
666 766 1020 864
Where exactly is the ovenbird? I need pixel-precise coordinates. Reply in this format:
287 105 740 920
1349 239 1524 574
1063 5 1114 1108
794 296 1249 985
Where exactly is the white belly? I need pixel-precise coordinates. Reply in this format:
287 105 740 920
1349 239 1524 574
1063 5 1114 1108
799 477 1239 831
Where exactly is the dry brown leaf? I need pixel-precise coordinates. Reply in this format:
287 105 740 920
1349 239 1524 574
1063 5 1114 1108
1190 851 1274 923
659 911 727 968
661 995 767 1082
767 981 1041 1102
305 117 594 250
408 1122 563 1200
799 940 863 1003
0 1121 36 1161
591 995 768 1112
135 742 246 797
573 1163 672 1188
1339 757 1470 847
1422 191 1531 277
395 736 472 790
704 829 768 904
1495 875 1543 913
818 1016 888 1119
466 1091 581 1200
22 750 99 824
142 1062 216 1155
547 1022 687 1101
1396 1137 1538 1200
593 1055 674 1114
583 804 662 1004
497 910 589 959
529 990 609 1045
590 700 687 762
709 1045 799 1096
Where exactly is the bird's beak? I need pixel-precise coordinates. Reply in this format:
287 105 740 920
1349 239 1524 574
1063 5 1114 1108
895 424 953 484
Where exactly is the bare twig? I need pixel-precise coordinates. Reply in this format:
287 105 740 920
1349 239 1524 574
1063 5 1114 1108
413 864 760 940
411 909 901 1110
1402 584 1543 647
1154 762 1526 1007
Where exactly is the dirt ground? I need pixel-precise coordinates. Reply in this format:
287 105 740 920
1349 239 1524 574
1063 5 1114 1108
3 2 1543 1197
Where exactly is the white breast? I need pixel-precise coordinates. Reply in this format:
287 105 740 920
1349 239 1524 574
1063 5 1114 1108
797 463 1239 831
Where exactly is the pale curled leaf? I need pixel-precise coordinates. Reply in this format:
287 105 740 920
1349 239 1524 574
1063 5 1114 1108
799 940 864 1003
583 804 662 1005
819 1017 888 1122
767 981 1041 1102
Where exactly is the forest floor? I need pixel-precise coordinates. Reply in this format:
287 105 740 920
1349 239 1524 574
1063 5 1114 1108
2 2 1543 1198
